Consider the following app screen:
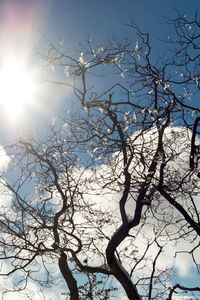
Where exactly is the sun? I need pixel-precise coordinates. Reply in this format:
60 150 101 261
0 57 38 121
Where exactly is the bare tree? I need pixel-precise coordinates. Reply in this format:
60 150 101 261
0 10 200 300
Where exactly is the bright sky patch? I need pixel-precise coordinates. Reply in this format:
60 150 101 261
0 58 38 120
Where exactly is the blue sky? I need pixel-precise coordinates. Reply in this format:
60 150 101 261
0 0 199 299
0 0 198 143
44 0 197 41
40 1 200 297
41 0 199 125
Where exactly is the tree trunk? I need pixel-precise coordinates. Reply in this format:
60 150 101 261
59 252 79 300
106 225 142 300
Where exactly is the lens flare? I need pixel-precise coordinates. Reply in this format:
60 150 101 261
0 58 38 120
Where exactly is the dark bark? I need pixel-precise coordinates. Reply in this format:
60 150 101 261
167 284 200 300
190 116 200 177
106 224 142 300
158 187 200 236
59 252 79 300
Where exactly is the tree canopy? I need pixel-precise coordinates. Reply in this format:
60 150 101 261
1 10 200 300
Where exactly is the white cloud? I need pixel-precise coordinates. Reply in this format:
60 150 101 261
0 126 198 297
175 252 193 277
0 147 10 173
0 180 12 210
78 126 200 281
172 296 195 300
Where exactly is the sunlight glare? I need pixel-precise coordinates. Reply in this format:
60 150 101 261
0 58 38 121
